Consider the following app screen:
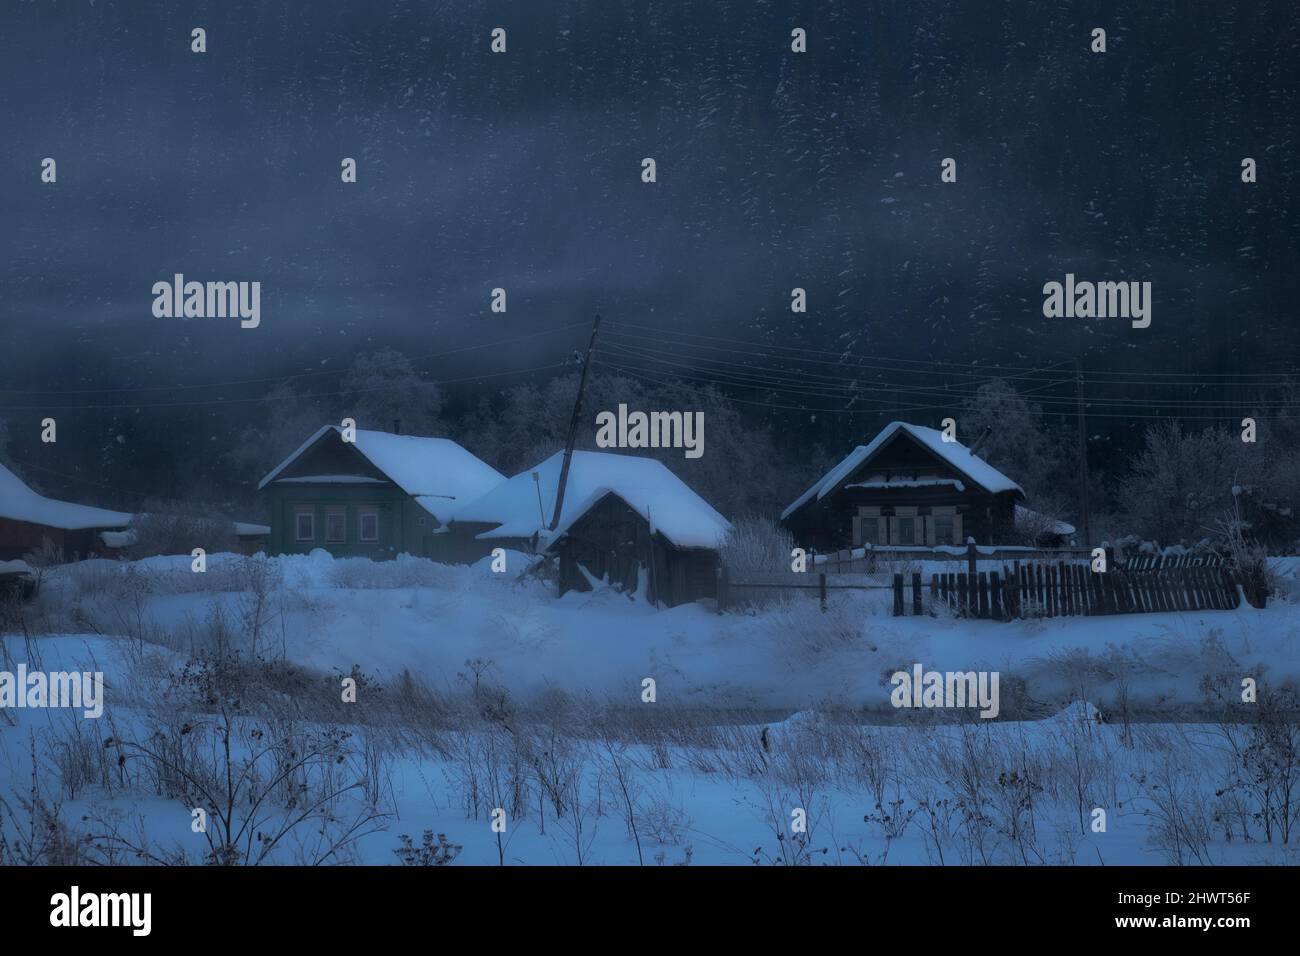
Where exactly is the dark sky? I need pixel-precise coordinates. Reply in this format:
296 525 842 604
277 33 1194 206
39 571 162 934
1 0 1297 499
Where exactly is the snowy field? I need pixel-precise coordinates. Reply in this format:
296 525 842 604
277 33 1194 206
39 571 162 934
2 551 1299 866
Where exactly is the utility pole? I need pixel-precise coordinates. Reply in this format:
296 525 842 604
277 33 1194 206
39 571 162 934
1074 359 1092 548
550 314 601 531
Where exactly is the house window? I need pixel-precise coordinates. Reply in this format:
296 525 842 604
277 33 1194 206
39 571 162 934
893 507 919 546
326 507 346 543
359 507 378 542
933 507 956 545
294 506 315 542
856 507 881 546
897 516 916 545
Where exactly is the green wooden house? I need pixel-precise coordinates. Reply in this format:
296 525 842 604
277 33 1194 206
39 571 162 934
258 425 505 562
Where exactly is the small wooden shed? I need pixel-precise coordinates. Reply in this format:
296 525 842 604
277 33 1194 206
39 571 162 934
453 450 730 607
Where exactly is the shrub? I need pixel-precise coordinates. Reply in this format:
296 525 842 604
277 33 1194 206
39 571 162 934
393 830 462 866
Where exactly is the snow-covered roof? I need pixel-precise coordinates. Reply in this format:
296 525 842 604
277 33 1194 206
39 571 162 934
257 426 505 522
1015 504 1075 537
782 421 1024 520
453 450 731 551
0 463 132 531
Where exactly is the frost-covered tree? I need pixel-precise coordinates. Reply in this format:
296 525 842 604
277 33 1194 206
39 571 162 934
1118 423 1274 545
959 379 1069 503
341 348 442 436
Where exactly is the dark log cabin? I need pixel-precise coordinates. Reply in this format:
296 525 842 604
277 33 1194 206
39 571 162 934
550 491 721 607
452 449 731 607
781 421 1024 552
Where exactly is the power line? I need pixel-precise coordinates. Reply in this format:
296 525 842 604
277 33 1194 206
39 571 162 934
600 338 1298 410
0 360 574 412
594 358 1292 421
603 319 1300 383
604 325 1082 386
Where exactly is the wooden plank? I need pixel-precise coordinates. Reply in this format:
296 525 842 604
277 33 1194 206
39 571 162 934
892 574 904 616
1091 567 1107 614
1155 569 1171 611
1116 571 1132 614
1012 561 1022 618
1202 566 1221 610
990 570 1003 619
978 572 990 619
1223 568 1241 609
957 573 968 617
912 572 923 616
1193 566 1211 610
1211 566 1227 609
1057 561 1070 616
1184 567 1200 610
1201 567 1222 606
1172 568 1189 610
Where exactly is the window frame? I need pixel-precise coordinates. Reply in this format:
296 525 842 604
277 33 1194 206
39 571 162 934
358 506 379 542
325 506 346 543
932 506 957 545
294 506 315 542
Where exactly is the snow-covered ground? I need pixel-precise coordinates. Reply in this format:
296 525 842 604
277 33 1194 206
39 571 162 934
2 550 1299 865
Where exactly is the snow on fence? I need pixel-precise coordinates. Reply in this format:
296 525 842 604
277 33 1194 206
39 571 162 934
895 560 1243 620
716 542 1245 620
810 543 1096 574
1116 552 1226 572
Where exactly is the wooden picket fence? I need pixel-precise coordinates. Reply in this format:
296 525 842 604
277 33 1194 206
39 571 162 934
893 560 1242 620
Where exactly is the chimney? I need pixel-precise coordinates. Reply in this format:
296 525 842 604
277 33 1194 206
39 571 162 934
967 425 993 457
392 418 401 435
